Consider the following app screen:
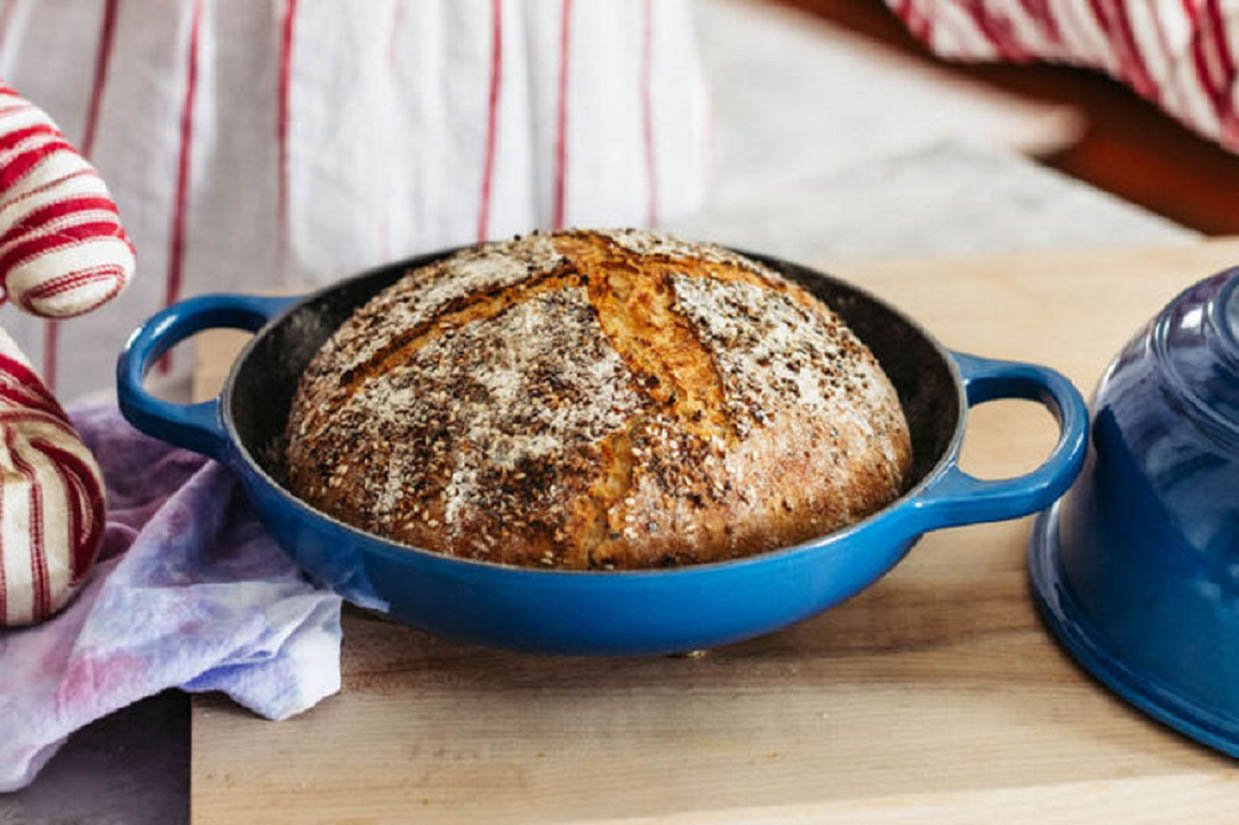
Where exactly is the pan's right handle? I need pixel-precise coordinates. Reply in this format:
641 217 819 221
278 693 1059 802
910 352 1089 530
116 294 296 460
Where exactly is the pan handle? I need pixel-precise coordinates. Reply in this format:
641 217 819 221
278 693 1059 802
116 294 297 460
910 352 1088 530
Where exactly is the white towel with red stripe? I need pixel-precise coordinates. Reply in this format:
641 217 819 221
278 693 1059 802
0 0 709 398
887 0 1239 154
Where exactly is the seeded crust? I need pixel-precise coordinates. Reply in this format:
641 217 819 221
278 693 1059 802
285 229 912 569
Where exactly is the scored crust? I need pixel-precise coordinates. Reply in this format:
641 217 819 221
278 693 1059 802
285 229 912 569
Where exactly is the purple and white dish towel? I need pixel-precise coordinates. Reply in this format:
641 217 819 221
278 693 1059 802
0 404 343 792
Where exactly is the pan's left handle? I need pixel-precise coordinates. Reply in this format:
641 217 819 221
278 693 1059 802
116 294 297 460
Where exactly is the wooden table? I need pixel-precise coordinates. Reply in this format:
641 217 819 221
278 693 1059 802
190 240 1239 824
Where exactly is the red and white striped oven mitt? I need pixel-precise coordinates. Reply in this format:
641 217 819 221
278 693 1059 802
0 83 134 626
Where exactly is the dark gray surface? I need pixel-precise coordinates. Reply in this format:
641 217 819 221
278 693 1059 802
0 693 188 825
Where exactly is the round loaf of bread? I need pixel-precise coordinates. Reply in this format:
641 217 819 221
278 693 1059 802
285 230 912 570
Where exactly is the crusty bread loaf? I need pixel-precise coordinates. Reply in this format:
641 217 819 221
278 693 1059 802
285 229 912 569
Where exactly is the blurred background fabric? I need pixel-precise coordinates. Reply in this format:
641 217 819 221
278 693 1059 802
884 0 1239 154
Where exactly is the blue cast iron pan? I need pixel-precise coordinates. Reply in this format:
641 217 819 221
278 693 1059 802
117 248 1088 655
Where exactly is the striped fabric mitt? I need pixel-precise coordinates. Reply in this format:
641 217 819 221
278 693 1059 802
0 84 133 625
0 83 134 316
0 328 106 625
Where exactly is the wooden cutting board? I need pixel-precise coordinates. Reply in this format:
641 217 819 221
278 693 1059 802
190 239 1239 824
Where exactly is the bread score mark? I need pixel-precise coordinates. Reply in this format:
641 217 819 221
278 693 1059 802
330 268 581 408
317 230 821 443
560 231 821 567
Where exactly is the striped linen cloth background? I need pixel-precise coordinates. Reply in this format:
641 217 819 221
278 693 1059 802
887 0 1239 151
0 0 710 398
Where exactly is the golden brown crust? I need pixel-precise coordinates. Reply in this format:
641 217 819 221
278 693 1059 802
285 230 912 569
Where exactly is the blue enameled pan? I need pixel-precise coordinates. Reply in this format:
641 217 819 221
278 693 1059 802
117 248 1088 655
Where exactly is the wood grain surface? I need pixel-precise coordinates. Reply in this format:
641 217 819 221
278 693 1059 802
190 239 1239 824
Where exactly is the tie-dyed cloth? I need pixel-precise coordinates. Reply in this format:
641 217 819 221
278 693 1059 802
0 404 342 792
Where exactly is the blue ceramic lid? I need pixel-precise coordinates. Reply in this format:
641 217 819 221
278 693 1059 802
1030 267 1239 759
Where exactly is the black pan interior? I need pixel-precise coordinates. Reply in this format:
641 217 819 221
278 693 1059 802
227 249 960 495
